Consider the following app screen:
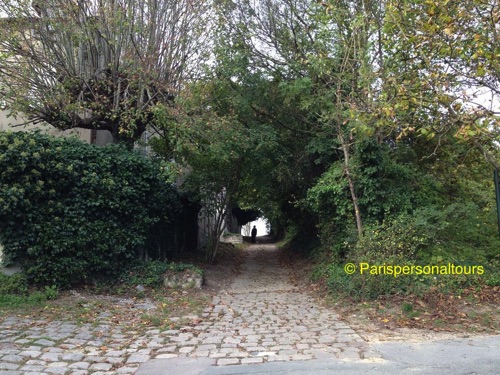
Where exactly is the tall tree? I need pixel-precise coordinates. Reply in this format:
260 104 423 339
0 0 212 144
381 0 500 168
213 0 385 237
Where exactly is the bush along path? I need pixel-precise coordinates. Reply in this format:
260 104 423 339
143 244 381 366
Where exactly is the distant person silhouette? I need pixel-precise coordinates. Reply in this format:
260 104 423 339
251 225 257 243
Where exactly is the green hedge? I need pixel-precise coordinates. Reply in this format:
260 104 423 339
0 131 180 287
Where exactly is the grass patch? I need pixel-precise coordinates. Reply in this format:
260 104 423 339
0 273 59 310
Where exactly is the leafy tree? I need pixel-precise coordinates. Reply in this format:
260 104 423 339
211 0 499 245
0 0 212 144
151 79 274 262
382 0 500 168
210 0 326 238
213 0 388 237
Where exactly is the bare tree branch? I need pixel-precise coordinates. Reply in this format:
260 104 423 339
0 0 214 143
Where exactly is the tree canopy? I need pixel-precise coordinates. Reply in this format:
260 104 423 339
0 0 212 143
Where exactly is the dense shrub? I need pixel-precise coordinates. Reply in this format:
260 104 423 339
325 257 423 301
0 273 28 296
324 203 500 300
354 203 500 264
306 140 420 261
304 135 500 300
0 131 180 287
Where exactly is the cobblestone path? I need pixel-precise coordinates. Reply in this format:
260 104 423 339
161 244 380 367
0 244 380 374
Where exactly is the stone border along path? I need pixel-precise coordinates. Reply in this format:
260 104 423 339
0 244 382 374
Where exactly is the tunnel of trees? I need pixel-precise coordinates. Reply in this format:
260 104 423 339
1 0 499 293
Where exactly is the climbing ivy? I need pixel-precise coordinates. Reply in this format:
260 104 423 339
0 131 180 287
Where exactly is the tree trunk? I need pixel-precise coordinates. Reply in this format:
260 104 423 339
338 127 363 238
207 206 227 263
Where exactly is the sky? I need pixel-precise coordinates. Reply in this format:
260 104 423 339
241 217 269 237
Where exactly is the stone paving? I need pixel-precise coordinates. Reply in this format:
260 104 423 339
0 244 380 374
